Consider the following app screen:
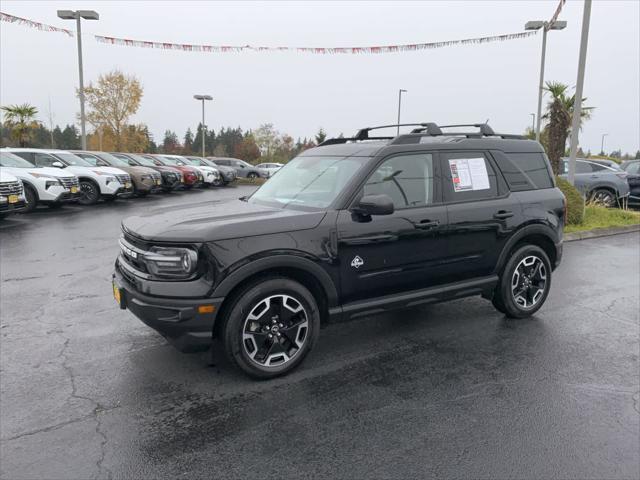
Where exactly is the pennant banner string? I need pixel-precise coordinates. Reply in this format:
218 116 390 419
1 10 539 54
0 11 73 36
93 30 538 55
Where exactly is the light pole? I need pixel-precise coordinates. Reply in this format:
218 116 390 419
567 0 592 186
57 10 99 150
193 95 213 157
601 133 608 155
525 19 567 142
397 89 407 135
530 113 535 134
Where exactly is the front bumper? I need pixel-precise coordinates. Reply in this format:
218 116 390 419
0 197 28 213
42 190 81 204
113 263 222 352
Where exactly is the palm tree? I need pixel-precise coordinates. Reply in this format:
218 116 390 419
1 103 39 147
542 81 594 174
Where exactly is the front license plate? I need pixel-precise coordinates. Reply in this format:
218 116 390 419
8 195 18 204
125 182 132 189
112 281 125 309
70 186 78 194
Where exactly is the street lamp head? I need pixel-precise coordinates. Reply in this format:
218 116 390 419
525 20 545 31
548 20 567 30
57 9 99 20
78 10 99 20
194 95 213 101
57 10 77 20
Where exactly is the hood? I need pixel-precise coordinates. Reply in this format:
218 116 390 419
1 166 77 179
122 199 326 243
116 165 156 176
0 170 19 182
63 165 127 176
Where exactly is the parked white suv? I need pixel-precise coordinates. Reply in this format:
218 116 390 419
0 151 80 212
0 168 28 216
162 154 220 186
6 148 132 205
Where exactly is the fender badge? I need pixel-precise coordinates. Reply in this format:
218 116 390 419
351 256 364 269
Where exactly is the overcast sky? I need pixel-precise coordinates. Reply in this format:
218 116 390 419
1 1 638 153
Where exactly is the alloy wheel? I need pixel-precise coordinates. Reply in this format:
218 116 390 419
79 182 98 204
511 255 547 309
591 190 615 207
242 294 309 368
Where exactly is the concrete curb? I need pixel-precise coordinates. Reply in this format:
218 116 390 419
564 224 640 242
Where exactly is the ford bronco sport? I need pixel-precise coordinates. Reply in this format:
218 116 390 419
113 123 565 379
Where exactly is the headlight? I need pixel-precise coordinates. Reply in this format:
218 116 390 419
30 173 59 180
105 176 117 183
45 179 62 189
143 246 198 278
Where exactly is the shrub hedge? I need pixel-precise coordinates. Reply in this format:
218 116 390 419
555 176 585 225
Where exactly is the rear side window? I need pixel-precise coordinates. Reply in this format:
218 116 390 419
497 152 554 190
441 152 499 202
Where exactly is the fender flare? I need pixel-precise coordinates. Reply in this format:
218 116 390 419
494 223 559 274
214 254 339 307
20 180 39 200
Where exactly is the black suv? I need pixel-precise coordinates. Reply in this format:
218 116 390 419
113 123 565 379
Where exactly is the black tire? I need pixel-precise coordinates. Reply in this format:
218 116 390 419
221 277 320 379
23 185 38 213
78 179 100 205
493 244 552 319
213 178 223 187
247 172 258 180
589 188 616 208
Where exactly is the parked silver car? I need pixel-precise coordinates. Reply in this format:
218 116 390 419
211 157 269 179
560 158 630 207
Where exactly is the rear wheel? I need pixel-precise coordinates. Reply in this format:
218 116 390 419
493 244 551 318
589 188 616 208
79 180 100 205
23 185 38 213
247 172 258 180
221 277 320 379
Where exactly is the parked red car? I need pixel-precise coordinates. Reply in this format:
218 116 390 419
143 154 203 189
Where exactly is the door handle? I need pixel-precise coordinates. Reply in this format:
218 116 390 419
414 219 440 230
493 210 514 219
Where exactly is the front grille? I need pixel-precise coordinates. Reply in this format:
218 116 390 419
0 181 23 196
59 177 79 190
115 174 131 184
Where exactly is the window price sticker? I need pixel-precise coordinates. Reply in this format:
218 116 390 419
449 158 490 192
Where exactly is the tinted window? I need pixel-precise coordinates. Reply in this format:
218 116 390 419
363 153 434 209
442 152 499 202
500 152 554 190
590 163 607 172
625 162 640 174
576 161 593 173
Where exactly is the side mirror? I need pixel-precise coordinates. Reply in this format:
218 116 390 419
51 161 64 168
352 194 394 216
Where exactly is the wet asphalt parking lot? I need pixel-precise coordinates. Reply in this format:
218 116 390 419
0 185 639 480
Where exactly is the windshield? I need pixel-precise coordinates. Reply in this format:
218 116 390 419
0 152 38 168
157 156 180 166
53 152 92 167
249 155 367 210
97 152 130 167
126 154 156 167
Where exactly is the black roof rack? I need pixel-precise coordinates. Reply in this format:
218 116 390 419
318 122 525 147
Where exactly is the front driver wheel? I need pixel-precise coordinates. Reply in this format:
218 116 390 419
79 180 100 205
493 244 551 319
222 277 320 379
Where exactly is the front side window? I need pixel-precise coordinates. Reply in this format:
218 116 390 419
442 152 498 202
363 153 435 209
34 152 58 167
249 155 367 210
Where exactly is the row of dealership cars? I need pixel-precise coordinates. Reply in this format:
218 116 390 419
0 148 282 216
